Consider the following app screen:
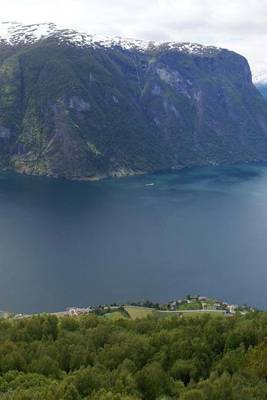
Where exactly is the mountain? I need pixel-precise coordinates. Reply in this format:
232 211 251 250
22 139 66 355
1 22 267 179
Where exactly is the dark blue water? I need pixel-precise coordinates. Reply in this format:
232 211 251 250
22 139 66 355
1 164 267 313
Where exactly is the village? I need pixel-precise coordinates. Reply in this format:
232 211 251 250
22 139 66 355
4 294 254 320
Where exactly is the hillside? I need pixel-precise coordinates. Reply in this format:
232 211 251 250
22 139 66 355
1 23 267 179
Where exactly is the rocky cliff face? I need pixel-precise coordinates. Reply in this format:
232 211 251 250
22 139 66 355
1 22 267 179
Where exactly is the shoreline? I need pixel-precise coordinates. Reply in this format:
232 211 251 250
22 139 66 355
5 158 267 182
1 295 255 320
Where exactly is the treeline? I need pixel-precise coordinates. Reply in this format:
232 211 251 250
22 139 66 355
0 312 267 399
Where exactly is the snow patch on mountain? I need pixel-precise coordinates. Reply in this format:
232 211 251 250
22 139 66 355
156 41 221 55
0 22 149 49
0 22 222 55
0 22 57 45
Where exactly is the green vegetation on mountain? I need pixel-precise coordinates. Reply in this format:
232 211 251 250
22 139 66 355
1 312 267 399
1 35 267 179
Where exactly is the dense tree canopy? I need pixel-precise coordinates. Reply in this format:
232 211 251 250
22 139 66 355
0 312 267 399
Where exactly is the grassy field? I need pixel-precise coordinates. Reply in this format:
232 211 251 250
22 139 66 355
103 307 227 321
154 310 182 318
104 311 127 320
180 311 226 318
124 306 155 320
154 309 226 318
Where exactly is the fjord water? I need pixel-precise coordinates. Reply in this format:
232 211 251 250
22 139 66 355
1 164 267 313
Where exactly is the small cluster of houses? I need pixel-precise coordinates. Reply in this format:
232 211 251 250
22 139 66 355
168 295 253 315
65 306 94 316
12 306 95 319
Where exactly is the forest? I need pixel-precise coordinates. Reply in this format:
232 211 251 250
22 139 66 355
0 312 267 399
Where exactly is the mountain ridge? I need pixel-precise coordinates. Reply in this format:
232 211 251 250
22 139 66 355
0 22 267 179
0 21 222 54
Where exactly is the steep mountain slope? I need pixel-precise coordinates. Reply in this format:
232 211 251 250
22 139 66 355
1 22 267 179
